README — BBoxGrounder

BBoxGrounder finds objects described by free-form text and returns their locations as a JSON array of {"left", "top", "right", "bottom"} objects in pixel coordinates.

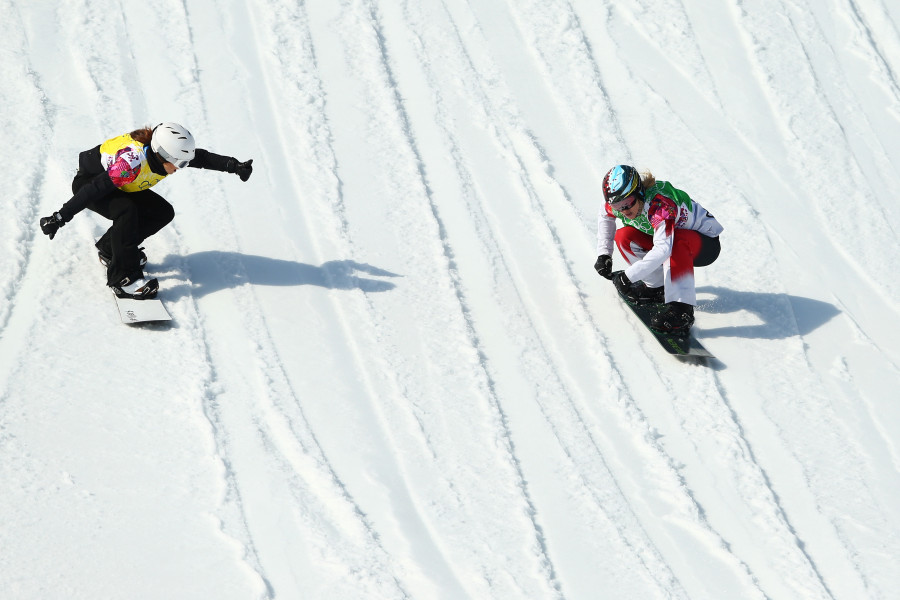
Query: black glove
[
  {"left": 227, "top": 158, "right": 253, "bottom": 182},
  {"left": 612, "top": 270, "right": 632, "bottom": 296},
  {"left": 594, "top": 255, "right": 613, "bottom": 279},
  {"left": 40, "top": 212, "right": 65, "bottom": 240}
]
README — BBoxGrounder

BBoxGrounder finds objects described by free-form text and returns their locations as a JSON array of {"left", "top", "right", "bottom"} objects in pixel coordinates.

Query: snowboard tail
[{"left": 113, "top": 292, "right": 172, "bottom": 324}]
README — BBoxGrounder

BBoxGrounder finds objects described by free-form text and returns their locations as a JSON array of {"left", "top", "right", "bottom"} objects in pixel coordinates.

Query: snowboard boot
[
  {"left": 650, "top": 302, "right": 694, "bottom": 334},
  {"left": 98, "top": 247, "right": 147, "bottom": 269},
  {"left": 628, "top": 281, "right": 665, "bottom": 305},
  {"left": 111, "top": 274, "right": 159, "bottom": 300}
]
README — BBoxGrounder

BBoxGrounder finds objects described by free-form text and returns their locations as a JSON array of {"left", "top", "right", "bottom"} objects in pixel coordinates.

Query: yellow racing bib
[{"left": 99, "top": 134, "right": 167, "bottom": 192}]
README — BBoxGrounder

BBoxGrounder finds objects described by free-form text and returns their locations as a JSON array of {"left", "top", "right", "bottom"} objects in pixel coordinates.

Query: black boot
[
  {"left": 650, "top": 302, "right": 694, "bottom": 334},
  {"left": 98, "top": 246, "right": 147, "bottom": 268},
  {"left": 629, "top": 281, "right": 665, "bottom": 304},
  {"left": 111, "top": 273, "right": 159, "bottom": 300}
]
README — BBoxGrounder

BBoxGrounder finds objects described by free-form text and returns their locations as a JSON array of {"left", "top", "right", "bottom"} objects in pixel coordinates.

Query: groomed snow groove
[{"left": 1, "top": 1, "right": 899, "bottom": 599}]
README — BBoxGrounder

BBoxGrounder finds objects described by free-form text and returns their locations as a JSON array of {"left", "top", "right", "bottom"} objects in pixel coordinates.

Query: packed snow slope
[{"left": 2, "top": 0, "right": 900, "bottom": 598}]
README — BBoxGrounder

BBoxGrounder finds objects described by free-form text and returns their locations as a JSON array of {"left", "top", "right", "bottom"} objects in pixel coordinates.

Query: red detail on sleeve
[{"left": 648, "top": 194, "right": 677, "bottom": 233}]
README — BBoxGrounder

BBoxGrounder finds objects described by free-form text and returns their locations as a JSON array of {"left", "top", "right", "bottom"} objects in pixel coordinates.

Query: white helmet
[{"left": 151, "top": 122, "right": 195, "bottom": 168}]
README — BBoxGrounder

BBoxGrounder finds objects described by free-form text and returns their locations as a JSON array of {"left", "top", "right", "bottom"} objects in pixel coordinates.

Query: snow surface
[{"left": 2, "top": 0, "right": 899, "bottom": 598}]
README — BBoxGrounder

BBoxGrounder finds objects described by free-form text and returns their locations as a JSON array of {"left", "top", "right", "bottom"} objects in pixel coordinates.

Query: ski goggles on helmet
[
  {"left": 156, "top": 146, "right": 191, "bottom": 169},
  {"left": 609, "top": 194, "right": 640, "bottom": 212}
]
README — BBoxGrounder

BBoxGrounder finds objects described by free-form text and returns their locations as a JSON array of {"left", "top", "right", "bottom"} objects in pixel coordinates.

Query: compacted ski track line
[
  {"left": 429, "top": 3, "right": 777, "bottom": 598},
  {"left": 0, "top": 3, "right": 62, "bottom": 392},
  {"left": 461, "top": 1, "right": 843, "bottom": 597},
  {"left": 180, "top": 3, "right": 415, "bottom": 597},
  {"left": 304, "top": 0, "right": 565, "bottom": 595},
  {"left": 372, "top": 0, "right": 763, "bottom": 597},
  {"left": 2, "top": 5, "right": 270, "bottom": 597}
]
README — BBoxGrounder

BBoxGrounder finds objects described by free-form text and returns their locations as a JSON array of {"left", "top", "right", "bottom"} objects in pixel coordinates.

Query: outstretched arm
[{"left": 189, "top": 149, "right": 253, "bottom": 181}]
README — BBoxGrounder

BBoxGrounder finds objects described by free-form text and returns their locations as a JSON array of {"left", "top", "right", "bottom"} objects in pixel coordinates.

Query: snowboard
[
  {"left": 96, "top": 240, "right": 171, "bottom": 324},
  {"left": 112, "top": 291, "right": 171, "bottom": 324},
  {"left": 615, "top": 288, "right": 713, "bottom": 359}
]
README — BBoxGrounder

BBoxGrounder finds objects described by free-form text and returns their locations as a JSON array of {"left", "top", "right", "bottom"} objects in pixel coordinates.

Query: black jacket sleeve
[
  {"left": 188, "top": 148, "right": 237, "bottom": 172},
  {"left": 58, "top": 147, "right": 118, "bottom": 222},
  {"left": 58, "top": 173, "right": 117, "bottom": 222}
]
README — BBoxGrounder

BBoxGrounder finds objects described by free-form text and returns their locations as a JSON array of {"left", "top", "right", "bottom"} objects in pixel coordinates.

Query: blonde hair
[{"left": 640, "top": 170, "right": 656, "bottom": 190}]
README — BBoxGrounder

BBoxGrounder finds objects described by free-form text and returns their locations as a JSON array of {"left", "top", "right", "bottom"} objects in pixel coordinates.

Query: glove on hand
[
  {"left": 612, "top": 270, "right": 632, "bottom": 296},
  {"left": 227, "top": 158, "right": 253, "bottom": 182},
  {"left": 40, "top": 212, "right": 65, "bottom": 240},
  {"left": 594, "top": 255, "right": 613, "bottom": 279}
]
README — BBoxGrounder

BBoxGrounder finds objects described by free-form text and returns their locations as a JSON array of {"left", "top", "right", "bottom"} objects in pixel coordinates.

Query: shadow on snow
[
  {"left": 696, "top": 285, "right": 839, "bottom": 340},
  {"left": 156, "top": 251, "right": 401, "bottom": 300}
]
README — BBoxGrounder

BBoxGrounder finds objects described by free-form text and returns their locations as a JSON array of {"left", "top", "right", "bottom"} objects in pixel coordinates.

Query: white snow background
[{"left": 2, "top": 0, "right": 899, "bottom": 599}]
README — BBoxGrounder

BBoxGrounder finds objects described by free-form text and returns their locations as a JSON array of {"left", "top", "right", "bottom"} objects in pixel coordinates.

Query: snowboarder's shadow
[
  {"left": 695, "top": 286, "right": 839, "bottom": 340},
  {"left": 157, "top": 251, "right": 400, "bottom": 300}
]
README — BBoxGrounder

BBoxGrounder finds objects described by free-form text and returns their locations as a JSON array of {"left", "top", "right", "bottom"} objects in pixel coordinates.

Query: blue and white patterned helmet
[{"left": 603, "top": 165, "right": 642, "bottom": 205}]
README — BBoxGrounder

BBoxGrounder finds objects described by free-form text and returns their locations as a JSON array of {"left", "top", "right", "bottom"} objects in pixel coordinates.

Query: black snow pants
[{"left": 72, "top": 175, "right": 174, "bottom": 286}]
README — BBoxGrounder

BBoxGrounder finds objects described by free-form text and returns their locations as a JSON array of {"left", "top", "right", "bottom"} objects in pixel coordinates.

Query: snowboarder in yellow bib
[{"left": 40, "top": 123, "right": 253, "bottom": 299}]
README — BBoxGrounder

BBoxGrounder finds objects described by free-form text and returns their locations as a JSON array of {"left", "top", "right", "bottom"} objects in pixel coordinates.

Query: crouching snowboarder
[
  {"left": 40, "top": 122, "right": 253, "bottom": 299},
  {"left": 594, "top": 165, "right": 723, "bottom": 334}
]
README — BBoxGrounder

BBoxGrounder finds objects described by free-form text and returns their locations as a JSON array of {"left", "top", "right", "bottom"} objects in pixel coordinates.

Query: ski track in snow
[{"left": 2, "top": 0, "right": 900, "bottom": 599}]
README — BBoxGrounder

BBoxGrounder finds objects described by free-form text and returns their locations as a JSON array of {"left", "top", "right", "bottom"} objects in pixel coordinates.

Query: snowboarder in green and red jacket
[{"left": 594, "top": 165, "right": 723, "bottom": 334}]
